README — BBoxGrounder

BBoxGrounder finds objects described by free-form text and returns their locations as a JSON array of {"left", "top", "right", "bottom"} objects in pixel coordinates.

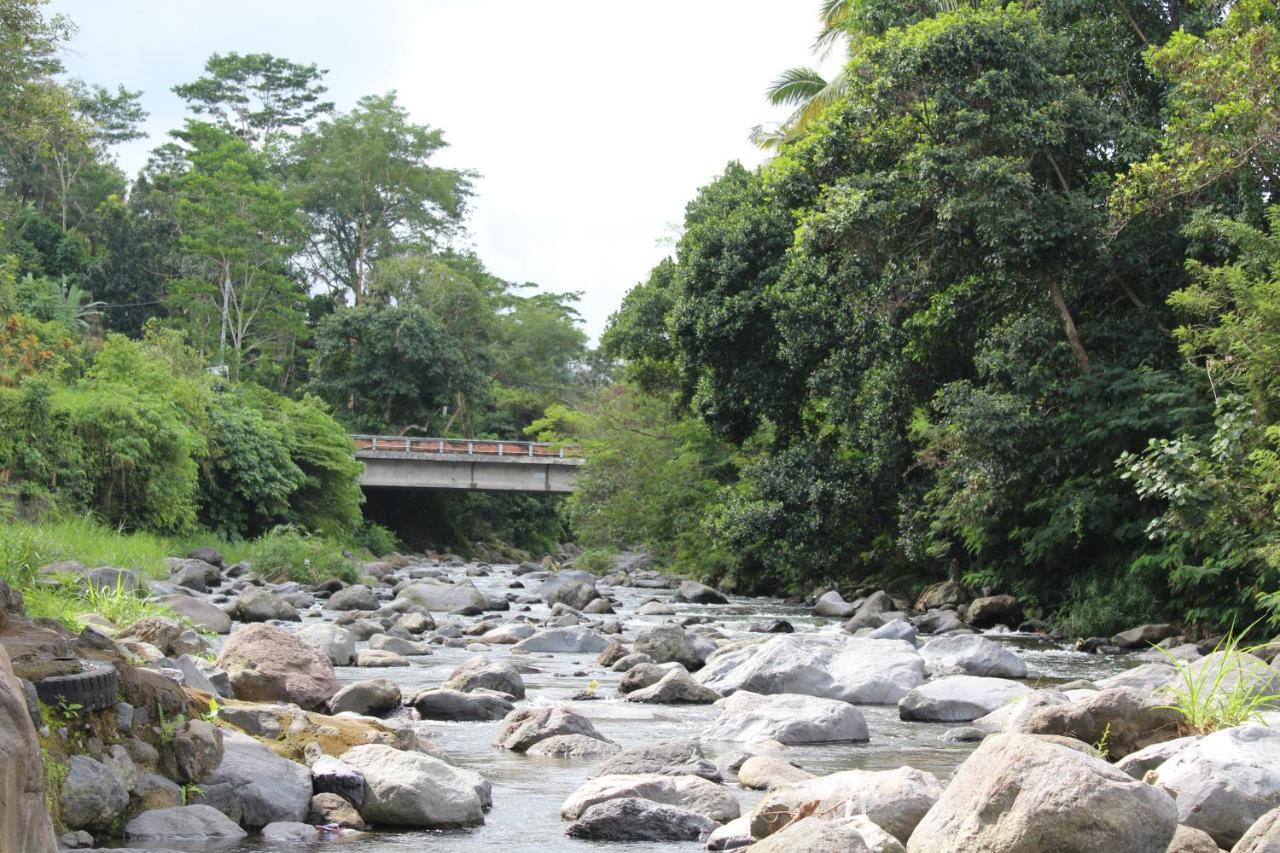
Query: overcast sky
[{"left": 51, "top": 0, "right": 837, "bottom": 339}]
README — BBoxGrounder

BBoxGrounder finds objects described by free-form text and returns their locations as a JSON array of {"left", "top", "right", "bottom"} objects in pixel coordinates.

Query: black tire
[{"left": 35, "top": 661, "right": 117, "bottom": 713}]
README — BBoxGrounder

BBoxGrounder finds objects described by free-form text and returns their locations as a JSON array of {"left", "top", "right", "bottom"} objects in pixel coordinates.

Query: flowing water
[{"left": 116, "top": 563, "right": 1140, "bottom": 852}]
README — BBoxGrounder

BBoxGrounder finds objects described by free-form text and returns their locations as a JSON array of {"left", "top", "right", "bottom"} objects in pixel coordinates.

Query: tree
[
  {"left": 309, "top": 304, "right": 485, "bottom": 433},
  {"left": 292, "top": 93, "right": 472, "bottom": 305},
  {"left": 168, "top": 122, "right": 305, "bottom": 382},
  {"left": 0, "top": 0, "right": 74, "bottom": 202},
  {"left": 41, "top": 82, "right": 145, "bottom": 231},
  {"left": 172, "top": 52, "right": 332, "bottom": 150}
]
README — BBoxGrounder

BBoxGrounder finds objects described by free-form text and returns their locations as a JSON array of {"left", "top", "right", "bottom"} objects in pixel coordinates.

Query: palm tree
[
  {"left": 753, "top": 0, "right": 976, "bottom": 148},
  {"left": 751, "top": 0, "right": 858, "bottom": 148}
]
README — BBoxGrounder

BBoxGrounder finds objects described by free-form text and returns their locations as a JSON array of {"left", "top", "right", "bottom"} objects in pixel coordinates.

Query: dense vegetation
[
  {"left": 538, "top": 0, "right": 1280, "bottom": 635},
  {"left": 0, "top": 0, "right": 586, "bottom": 557},
  {"left": 4, "top": 0, "right": 1280, "bottom": 638}
]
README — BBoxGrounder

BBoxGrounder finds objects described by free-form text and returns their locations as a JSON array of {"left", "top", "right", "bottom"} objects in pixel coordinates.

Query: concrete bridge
[{"left": 353, "top": 435, "right": 583, "bottom": 493}]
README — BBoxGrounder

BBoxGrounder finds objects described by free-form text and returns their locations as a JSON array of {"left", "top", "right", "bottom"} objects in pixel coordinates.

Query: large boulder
[
  {"left": 311, "top": 755, "right": 365, "bottom": 807},
  {"left": 898, "top": 675, "right": 1033, "bottom": 722},
  {"left": 228, "top": 585, "right": 298, "bottom": 622},
  {"left": 1111, "top": 624, "right": 1179, "bottom": 649},
  {"left": 907, "top": 732, "right": 1177, "bottom": 852},
  {"left": 539, "top": 571, "right": 599, "bottom": 610},
  {"left": 59, "top": 755, "right": 128, "bottom": 832},
  {"left": 1148, "top": 724, "right": 1280, "bottom": 848},
  {"left": 965, "top": 594, "right": 1023, "bottom": 628},
  {"left": 1234, "top": 805, "right": 1280, "bottom": 853},
  {"left": 915, "top": 580, "right": 967, "bottom": 612},
  {"left": 702, "top": 691, "right": 869, "bottom": 745},
  {"left": 561, "top": 773, "right": 740, "bottom": 822},
  {"left": 216, "top": 623, "right": 338, "bottom": 710},
  {"left": 341, "top": 744, "right": 485, "bottom": 827},
  {"left": 396, "top": 579, "right": 489, "bottom": 615},
  {"left": 1180, "top": 651, "right": 1280, "bottom": 702},
  {"left": 1016, "top": 686, "right": 1182, "bottom": 759},
  {"left": 635, "top": 623, "right": 712, "bottom": 670},
  {"left": 919, "top": 635, "right": 1027, "bottom": 678},
  {"left": 695, "top": 635, "right": 924, "bottom": 704},
  {"left": 324, "top": 584, "right": 378, "bottom": 611},
  {"left": 751, "top": 766, "right": 941, "bottom": 842},
  {"left": 0, "top": 644, "right": 57, "bottom": 852},
  {"left": 295, "top": 623, "right": 355, "bottom": 667},
  {"left": 123, "top": 804, "right": 246, "bottom": 841},
  {"left": 495, "top": 706, "right": 613, "bottom": 752},
  {"left": 566, "top": 796, "right": 719, "bottom": 842},
  {"left": 158, "top": 594, "right": 232, "bottom": 634},
  {"left": 676, "top": 579, "right": 729, "bottom": 605},
  {"left": 329, "top": 678, "right": 402, "bottom": 716},
  {"left": 625, "top": 669, "right": 721, "bottom": 704},
  {"left": 169, "top": 719, "right": 224, "bottom": 784},
  {"left": 195, "top": 731, "right": 311, "bottom": 828},
  {"left": 748, "top": 815, "right": 900, "bottom": 853},
  {"left": 1096, "top": 663, "right": 1177, "bottom": 692},
  {"left": 814, "top": 590, "right": 858, "bottom": 618},
  {"left": 513, "top": 626, "right": 609, "bottom": 653},
  {"left": 409, "top": 688, "right": 513, "bottom": 721},
  {"left": 736, "top": 755, "right": 815, "bottom": 790},
  {"left": 590, "top": 739, "right": 721, "bottom": 782},
  {"left": 443, "top": 656, "right": 525, "bottom": 699}
]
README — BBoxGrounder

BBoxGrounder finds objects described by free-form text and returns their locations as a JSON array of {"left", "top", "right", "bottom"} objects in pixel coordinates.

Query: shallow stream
[{"left": 114, "top": 563, "right": 1140, "bottom": 852}]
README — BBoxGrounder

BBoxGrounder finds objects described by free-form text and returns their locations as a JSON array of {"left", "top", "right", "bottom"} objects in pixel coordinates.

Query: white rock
[
  {"left": 695, "top": 635, "right": 924, "bottom": 704},
  {"left": 898, "top": 675, "right": 1033, "bottom": 722},
  {"left": 919, "top": 635, "right": 1027, "bottom": 678},
  {"left": 702, "top": 691, "right": 868, "bottom": 745},
  {"left": 1149, "top": 724, "right": 1280, "bottom": 848},
  {"left": 908, "top": 732, "right": 1177, "bottom": 852},
  {"left": 561, "top": 773, "right": 740, "bottom": 822},
  {"left": 750, "top": 766, "right": 941, "bottom": 842},
  {"left": 340, "top": 744, "right": 485, "bottom": 827}
]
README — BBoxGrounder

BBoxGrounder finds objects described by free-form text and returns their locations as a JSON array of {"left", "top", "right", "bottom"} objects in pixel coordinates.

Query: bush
[
  {"left": 243, "top": 527, "right": 358, "bottom": 585},
  {"left": 351, "top": 522, "right": 400, "bottom": 558}
]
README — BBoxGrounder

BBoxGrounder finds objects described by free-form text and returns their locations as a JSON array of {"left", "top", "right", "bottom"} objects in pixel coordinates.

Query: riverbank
[{"left": 1, "top": 541, "right": 1278, "bottom": 852}]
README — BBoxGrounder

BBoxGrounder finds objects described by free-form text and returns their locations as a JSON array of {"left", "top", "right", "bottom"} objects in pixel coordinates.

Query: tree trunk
[
  {"left": 218, "top": 262, "right": 231, "bottom": 370},
  {"left": 1048, "top": 280, "right": 1090, "bottom": 373}
]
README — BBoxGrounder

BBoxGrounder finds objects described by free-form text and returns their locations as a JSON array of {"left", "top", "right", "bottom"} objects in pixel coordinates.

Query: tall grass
[
  {"left": 1156, "top": 626, "right": 1280, "bottom": 734},
  {"left": 0, "top": 516, "right": 239, "bottom": 586},
  {"left": 240, "top": 526, "right": 358, "bottom": 585}
]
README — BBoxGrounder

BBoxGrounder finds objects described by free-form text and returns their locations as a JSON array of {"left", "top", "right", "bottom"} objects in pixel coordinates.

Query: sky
[{"left": 50, "top": 0, "right": 838, "bottom": 340}]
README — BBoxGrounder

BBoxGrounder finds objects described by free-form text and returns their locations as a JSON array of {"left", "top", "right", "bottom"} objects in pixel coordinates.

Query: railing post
[
  {"left": 559, "top": 446, "right": 564, "bottom": 458},
  {"left": 438, "top": 439, "right": 444, "bottom": 453},
  {"left": 467, "top": 440, "right": 474, "bottom": 455},
  {"left": 371, "top": 436, "right": 378, "bottom": 451},
  {"left": 498, "top": 442, "right": 504, "bottom": 456}
]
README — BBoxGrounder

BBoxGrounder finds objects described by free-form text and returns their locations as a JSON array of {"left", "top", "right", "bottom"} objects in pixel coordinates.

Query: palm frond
[{"left": 766, "top": 67, "right": 829, "bottom": 107}]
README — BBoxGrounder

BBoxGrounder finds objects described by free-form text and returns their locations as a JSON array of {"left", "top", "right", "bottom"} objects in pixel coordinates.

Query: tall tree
[
  {"left": 172, "top": 52, "right": 332, "bottom": 150},
  {"left": 168, "top": 122, "right": 305, "bottom": 382},
  {"left": 291, "top": 93, "right": 472, "bottom": 305}
]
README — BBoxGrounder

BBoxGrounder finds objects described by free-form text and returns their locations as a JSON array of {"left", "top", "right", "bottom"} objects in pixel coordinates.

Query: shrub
[
  {"left": 351, "top": 522, "right": 400, "bottom": 558},
  {"left": 243, "top": 526, "right": 357, "bottom": 585}
]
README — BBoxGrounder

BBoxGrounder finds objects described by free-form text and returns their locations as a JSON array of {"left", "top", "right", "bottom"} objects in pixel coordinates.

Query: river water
[{"left": 128, "top": 563, "right": 1140, "bottom": 852}]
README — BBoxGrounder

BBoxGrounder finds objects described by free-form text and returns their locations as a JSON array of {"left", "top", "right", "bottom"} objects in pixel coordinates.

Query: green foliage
[
  {"left": 309, "top": 303, "right": 485, "bottom": 433},
  {"left": 351, "top": 522, "right": 399, "bottom": 557},
  {"left": 1156, "top": 627, "right": 1280, "bottom": 734},
  {"left": 242, "top": 526, "right": 357, "bottom": 585},
  {"left": 531, "top": 386, "right": 739, "bottom": 582}
]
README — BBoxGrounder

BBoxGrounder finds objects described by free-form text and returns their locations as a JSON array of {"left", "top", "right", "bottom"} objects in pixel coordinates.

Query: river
[{"left": 168, "top": 561, "right": 1140, "bottom": 852}]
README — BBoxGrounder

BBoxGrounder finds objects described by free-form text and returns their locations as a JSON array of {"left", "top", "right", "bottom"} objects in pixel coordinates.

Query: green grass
[
  {"left": 1156, "top": 625, "right": 1280, "bottom": 734},
  {"left": 0, "top": 516, "right": 367, "bottom": 629},
  {"left": 238, "top": 526, "right": 359, "bottom": 585}
]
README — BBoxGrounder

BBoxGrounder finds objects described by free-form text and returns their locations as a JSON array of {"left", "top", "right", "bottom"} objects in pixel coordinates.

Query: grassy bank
[{"left": 0, "top": 516, "right": 387, "bottom": 630}]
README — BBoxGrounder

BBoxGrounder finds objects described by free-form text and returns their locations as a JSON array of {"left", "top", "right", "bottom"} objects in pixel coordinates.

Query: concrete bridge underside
[{"left": 356, "top": 449, "right": 581, "bottom": 493}]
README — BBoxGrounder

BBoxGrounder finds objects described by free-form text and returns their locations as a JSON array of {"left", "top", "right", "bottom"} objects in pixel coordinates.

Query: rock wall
[{"left": 0, "top": 643, "right": 57, "bottom": 853}]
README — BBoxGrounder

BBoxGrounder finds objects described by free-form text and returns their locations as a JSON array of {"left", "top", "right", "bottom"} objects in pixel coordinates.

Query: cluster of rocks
[{"left": 3, "top": 541, "right": 1280, "bottom": 852}]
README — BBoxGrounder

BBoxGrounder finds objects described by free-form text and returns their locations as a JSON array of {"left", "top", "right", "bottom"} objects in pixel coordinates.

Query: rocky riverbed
[{"left": 3, "top": 550, "right": 1280, "bottom": 852}]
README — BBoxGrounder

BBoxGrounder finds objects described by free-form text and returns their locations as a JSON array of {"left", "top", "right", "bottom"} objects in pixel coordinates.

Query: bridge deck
[{"left": 352, "top": 435, "right": 583, "bottom": 493}]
